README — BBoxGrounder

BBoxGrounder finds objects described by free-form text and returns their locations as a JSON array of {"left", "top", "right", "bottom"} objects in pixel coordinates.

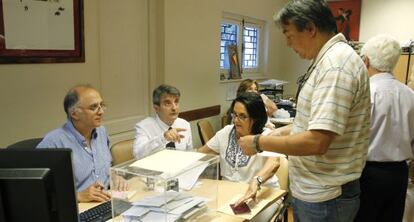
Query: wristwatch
[
  {"left": 252, "top": 134, "right": 263, "bottom": 153},
  {"left": 253, "top": 176, "right": 263, "bottom": 190}
]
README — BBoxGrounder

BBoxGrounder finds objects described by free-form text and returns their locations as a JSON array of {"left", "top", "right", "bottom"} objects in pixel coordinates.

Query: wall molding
[{"left": 179, "top": 105, "right": 220, "bottom": 122}]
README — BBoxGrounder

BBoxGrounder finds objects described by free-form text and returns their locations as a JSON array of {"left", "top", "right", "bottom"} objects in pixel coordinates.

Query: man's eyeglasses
[
  {"left": 78, "top": 102, "right": 107, "bottom": 113},
  {"left": 231, "top": 112, "right": 249, "bottom": 122}
]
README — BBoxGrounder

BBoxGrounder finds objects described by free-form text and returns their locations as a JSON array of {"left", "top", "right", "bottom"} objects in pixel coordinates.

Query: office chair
[
  {"left": 7, "top": 138, "right": 43, "bottom": 150},
  {"left": 221, "top": 114, "right": 231, "bottom": 128},
  {"left": 110, "top": 139, "right": 135, "bottom": 165},
  {"left": 197, "top": 120, "right": 215, "bottom": 145}
]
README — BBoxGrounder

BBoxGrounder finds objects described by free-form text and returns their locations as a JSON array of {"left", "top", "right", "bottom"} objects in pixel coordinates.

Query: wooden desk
[{"left": 79, "top": 179, "right": 286, "bottom": 221}]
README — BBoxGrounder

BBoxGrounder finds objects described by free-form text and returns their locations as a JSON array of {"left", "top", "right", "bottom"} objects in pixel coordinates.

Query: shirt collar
[
  {"left": 64, "top": 119, "right": 98, "bottom": 146},
  {"left": 155, "top": 114, "right": 176, "bottom": 130},
  {"left": 313, "top": 33, "right": 347, "bottom": 65},
  {"left": 370, "top": 72, "right": 394, "bottom": 83}
]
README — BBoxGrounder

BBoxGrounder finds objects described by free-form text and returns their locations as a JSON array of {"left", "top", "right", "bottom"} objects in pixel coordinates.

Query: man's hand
[
  {"left": 233, "top": 181, "right": 259, "bottom": 207},
  {"left": 238, "top": 135, "right": 257, "bottom": 156},
  {"left": 164, "top": 128, "right": 186, "bottom": 143},
  {"left": 111, "top": 174, "right": 129, "bottom": 191},
  {"left": 77, "top": 182, "right": 111, "bottom": 202}
]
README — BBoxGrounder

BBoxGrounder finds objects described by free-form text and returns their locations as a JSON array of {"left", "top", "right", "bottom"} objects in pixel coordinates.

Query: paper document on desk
[
  {"left": 133, "top": 190, "right": 183, "bottom": 207},
  {"left": 129, "top": 150, "right": 206, "bottom": 174},
  {"left": 257, "top": 151, "right": 286, "bottom": 158},
  {"left": 140, "top": 211, "right": 180, "bottom": 222},
  {"left": 259, "top": 79, "right": 288, "bottom": 86},
  {"left": 123, "top": 191, "right": 208, "bottom": 221},
  {"left": 177, "top": 161, "right": 208, "bottom": 190},
  {"left": 110, "top": 190, "right": 137, "bottom": 200},
  {"left": 270, "top": 117, "right": 294, "bottom": 125}
]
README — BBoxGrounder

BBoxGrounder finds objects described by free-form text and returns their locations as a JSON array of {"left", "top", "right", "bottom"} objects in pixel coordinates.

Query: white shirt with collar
[
  {"left": 133, "top": 115, "right": 193, "bottom": 159},
  {"left": 368, "top": 72, "right": 414, "bottom": 162}
]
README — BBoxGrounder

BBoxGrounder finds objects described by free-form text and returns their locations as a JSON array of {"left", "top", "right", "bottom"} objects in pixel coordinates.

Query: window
[{"left": 220, "top": 13, "right": 264, "bottom": 75}]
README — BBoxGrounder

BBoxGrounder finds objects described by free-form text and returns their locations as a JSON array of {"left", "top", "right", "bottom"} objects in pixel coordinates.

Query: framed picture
[
  {"left": 327, "top": 0, "right": 361, "bottom": 41},
  {"left": 0, "top": 0, "right": 84, "bottom": 64},
  {"left": 227, "top": 44, "right": 241, "bottom": 79}
]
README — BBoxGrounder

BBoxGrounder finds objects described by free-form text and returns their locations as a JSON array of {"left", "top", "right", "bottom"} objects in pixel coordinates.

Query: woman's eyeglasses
[{"left": 231, "top": 112, "right": 249, "bottom": 122}]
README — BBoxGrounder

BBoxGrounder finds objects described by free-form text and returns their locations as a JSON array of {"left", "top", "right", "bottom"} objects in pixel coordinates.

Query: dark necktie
[{"left": 166, "top": 127, "right": 175, "bottom": 149}]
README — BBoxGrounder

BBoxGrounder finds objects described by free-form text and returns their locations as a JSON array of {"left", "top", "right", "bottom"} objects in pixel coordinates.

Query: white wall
[
  {"left": 360, "top": 0, "right": 414, "bottom": 42},
  {"left": 162, "top": 0, "right": 287, "bottom": 147},
  {"left": 0, "top": 0, "right": 151, "bottom": 147},
  {"left": 1, "top": 0, "right": 413, "bottom": 148}
]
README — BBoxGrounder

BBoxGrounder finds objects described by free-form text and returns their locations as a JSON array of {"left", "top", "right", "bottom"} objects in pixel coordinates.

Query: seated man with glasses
[
  {"left": 133, "top": 84, "right": 193, "bottom": 159},
  {"left": 198, "top": 92, "right": 281, "bottom": 204},
  {"left": 37, "top": 84, "right": 127, "bottom": 202}
]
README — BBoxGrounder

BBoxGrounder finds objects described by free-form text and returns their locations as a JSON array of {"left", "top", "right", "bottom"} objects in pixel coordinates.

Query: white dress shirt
[
  {"left": 133, "top": 115, "right": 193, "bottom": 159},
  {"left": 368, "top": 73, "right": 414, "bottom": 161}
]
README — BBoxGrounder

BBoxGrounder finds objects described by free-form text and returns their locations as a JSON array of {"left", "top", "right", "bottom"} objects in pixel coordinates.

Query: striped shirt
[
  {"left": 37, "top": 120, "right": 112, "bottom": 192},
  {"left": 290, "top": 34, "right": 371, "bottom": 202}
]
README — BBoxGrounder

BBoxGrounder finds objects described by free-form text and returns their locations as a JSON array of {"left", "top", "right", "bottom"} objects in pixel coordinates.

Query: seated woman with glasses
[
  {"left": 225, "top": 79, "right": 278, "bottom": 128},
  {"left": 198, "top": 92, "right": 281, "bottom": 202}
]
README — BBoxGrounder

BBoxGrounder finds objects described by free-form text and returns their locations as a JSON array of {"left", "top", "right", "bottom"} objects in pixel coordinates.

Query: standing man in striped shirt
[
  {"left": 37, "top": 84, "right": 128, "bottom": 202},
  {"left": 238, "top": 0, "right": 370, "bottom": 221},
  {"left": 355, "top": 34, "right": 414, "bottom": 222}
]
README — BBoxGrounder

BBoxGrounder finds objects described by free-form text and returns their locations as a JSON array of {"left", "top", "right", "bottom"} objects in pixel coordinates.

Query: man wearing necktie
[{"left": 133, "top": 84, "right": 193, "bottom": 158}]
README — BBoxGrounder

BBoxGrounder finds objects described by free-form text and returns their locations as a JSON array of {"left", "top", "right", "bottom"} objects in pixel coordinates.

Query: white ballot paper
[{"left": 130, "top": 150, "right": 206, "bottom": 175}]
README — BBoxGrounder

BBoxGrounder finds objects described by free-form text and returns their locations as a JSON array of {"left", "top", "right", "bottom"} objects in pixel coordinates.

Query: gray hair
[
  {"left": 274, "top": 0, "right": 337, "bottom": 34},
  {"left": 63, "top": 84, "right": 95, "bottom": 119},
  {"left": 152, "top": 84, "right": 181, "bottom": 105},
  {"left": 360, "top": 34, "right": 401, "bottom": 73}
]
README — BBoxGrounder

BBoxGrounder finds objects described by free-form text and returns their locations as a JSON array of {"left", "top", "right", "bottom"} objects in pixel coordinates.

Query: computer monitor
[{"left": 0, "top": 149, "right": 79, "bottom": 222}]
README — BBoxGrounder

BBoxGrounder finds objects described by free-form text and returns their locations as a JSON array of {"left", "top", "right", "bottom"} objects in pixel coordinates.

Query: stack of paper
[
  {"left": 120, "top": 191, "right": 208, "bottom": 222},
  {"left": 129, "top": 150, "right": 206, "bottom": 176},
  {"left": 258, "top": 79, "right": 288, "bottom": 86}
]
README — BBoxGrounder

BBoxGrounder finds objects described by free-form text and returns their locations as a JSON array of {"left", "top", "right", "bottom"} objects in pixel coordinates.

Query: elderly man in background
[{"left": 355, "top": 34, "right": 414, "bottom": 222}]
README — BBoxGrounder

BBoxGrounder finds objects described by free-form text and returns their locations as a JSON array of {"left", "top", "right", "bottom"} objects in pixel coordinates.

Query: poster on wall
[
  {"left": 327, "top": 0, "right": 361, "bottom": 42},
  {"left": 0, "top": 0, "right": 84, "bottom": 63},
  {"left": 227, "top": 44, "right": 241, "bottom": 79}
]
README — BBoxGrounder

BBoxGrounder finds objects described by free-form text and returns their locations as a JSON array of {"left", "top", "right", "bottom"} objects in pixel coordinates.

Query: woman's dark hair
[
  {"left": 275, "top": 0, "right": 337, "bottom": 34},
  {"left": 231, "top": 92, "right": 267, "bottom": 135}
]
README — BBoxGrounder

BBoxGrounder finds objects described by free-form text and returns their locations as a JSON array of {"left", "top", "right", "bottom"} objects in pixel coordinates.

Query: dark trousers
[{"left": 355, "top": 161, "right": 408, "bottom": 222}]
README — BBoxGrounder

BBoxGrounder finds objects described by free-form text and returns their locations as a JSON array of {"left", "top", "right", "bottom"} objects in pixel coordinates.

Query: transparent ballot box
[{"left": 109, "top": 149, "right": 219, "bottom": 221}]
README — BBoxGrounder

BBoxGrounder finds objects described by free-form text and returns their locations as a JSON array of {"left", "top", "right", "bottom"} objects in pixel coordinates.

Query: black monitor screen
[{"left": 0, "top": 149, "right": 78, "bottom": 222}]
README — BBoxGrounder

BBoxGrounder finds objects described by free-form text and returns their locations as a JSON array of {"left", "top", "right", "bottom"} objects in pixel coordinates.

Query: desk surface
[{"left": 79, "top": 179, "right": 286, "bottom": 222}]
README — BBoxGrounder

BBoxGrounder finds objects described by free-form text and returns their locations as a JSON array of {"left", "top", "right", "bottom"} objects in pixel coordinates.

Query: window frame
[{"left": 220, "top": 13, "right": 265, "bottom": 77}]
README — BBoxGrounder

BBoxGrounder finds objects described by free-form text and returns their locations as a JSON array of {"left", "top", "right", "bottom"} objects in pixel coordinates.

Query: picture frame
[
  {"left": 0, "top": 0, "right": 84, "bottom": 64},
  {"left": 227, "top": 44, "right": 241, "bottom": 79},
  {"left": 327, "top": 0, "right": 361, "bottom": 41}
]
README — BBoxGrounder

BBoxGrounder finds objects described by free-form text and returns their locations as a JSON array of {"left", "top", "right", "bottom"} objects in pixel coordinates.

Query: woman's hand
[{"left": 233, "top": 181, "right": 259, "bottom": 207}]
